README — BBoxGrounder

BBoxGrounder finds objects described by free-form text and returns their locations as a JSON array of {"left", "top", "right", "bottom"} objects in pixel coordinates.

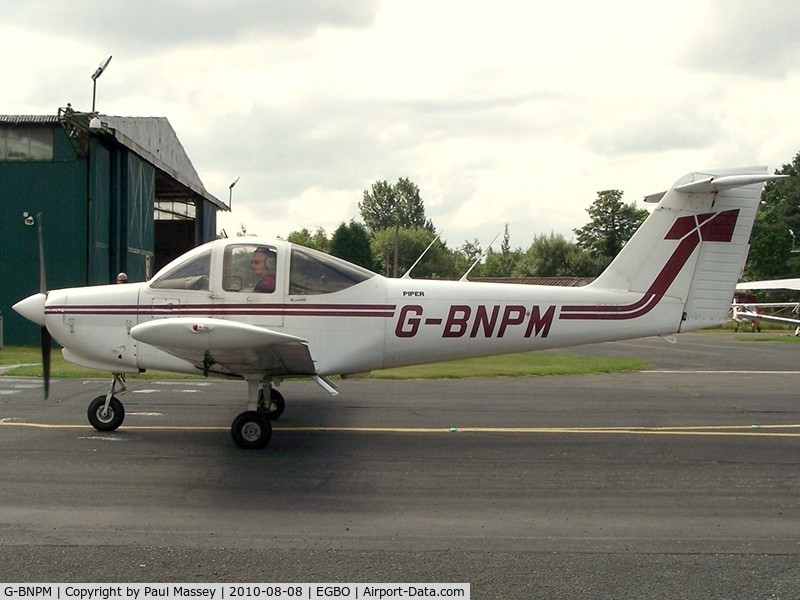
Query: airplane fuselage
[{"left": 39, "top": 266, "right": 683, "bottom": 378}]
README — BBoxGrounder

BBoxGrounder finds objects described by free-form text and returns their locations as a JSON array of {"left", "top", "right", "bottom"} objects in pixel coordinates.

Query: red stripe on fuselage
[{"left": 45, "top": 303, "right": 397, "bottom": 318}]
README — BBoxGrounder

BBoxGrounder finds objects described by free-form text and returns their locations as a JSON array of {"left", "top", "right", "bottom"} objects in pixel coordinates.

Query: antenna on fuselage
[
  {"left": 459, "top": 231, "right": 501, "bottom": 282},
  {"left": 401, "top": 236, "right": 440, "bottom": 280}
]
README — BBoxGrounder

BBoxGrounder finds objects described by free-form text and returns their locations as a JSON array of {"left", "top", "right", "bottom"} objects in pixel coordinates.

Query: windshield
[
  {"left": 289, "top": 246, "right": 375, "bottom": 295},
  {"left": 149, "top": 250, "right": 211, "bottom": 290}
]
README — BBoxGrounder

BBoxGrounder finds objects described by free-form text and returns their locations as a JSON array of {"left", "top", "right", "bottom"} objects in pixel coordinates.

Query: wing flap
[{"left": 130, "top": 318, "right": 316, "bottom": 377}]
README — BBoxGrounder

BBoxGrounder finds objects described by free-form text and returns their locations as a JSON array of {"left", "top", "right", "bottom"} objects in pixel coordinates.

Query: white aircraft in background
[
  {"left": 733, "top": 278, "right": 800, "bottom": 334},
  {"left": 13, "top": 166, "right": 784, "bottom": 449}
]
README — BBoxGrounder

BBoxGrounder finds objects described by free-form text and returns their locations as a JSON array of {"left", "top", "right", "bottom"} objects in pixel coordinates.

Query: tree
[
  {"left": 370, "top": 227, "right": 455, "bottom": 278},
  {"left": 286, "top": 227, "right": 330, "bottom": 252},
  {"left": 451, "top": 239, "right": 483, "bottom": 277},
  {"left": 330, "top": 220, "right": 375, "bottom": 270},
  {"left": 516, "top": 232, "right": 602, "bottom": 277},
  {"left": 573, "top": 190, "right": 648, "bottom": 270},
  {"left": 744, "top": 152, "right": 800, "bottom": 283},
  {"left": 359, "top": 177, "right": 434, "bottom": 276},
  {"left": 481, "top": 225, "right": 519, "bottom": 277},
  {"left": 359, "top": 178, "right": 431, "bottom": 232}
]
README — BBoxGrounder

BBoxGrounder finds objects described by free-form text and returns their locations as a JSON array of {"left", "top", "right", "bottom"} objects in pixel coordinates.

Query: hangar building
[{"left": 1, "top": 107, "right": 227, "bottom": 345}]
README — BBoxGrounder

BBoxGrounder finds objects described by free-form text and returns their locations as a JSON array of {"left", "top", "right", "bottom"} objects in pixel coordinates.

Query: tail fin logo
[
  {"left": 665, "top": 210, "right": 739, "bottom": 243},
  {"left": 561, "top": 209, "right": 740, "bottom": 321}
]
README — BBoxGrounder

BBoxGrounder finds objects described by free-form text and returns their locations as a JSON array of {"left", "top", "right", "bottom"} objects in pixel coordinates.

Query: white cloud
[{"left": 3, "top": 0, "right": 799, "bottom": 251}]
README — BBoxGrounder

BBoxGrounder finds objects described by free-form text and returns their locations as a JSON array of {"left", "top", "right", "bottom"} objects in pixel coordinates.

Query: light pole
[
  {"left": 228, "top": 176, "right": 240, "bottom": 209},
  {"left": 91, "top": 55, "right": 112, "bottom": 112}
]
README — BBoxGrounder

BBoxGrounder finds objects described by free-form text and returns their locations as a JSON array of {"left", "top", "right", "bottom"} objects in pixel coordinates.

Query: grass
[
  {"left": 0, "top": 345, "right": 649, "bottom": 380},
  {"left": 0, "top": 346, "right": 202, "bottom": 379},
  {"left": 734, "top": 334, "right": 800, "bottom": 343},
  {"left": 370, "top": 353, "right": 648, "bottom": 379}
]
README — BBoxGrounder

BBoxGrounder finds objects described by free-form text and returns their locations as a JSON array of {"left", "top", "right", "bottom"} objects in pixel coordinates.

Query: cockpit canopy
[
  {"left": 148, "top": 240, "right": 376, "bottom": 295},
  {"left": 288, "top": 245, "right": 375, "bottom": 295},
  {"left": 150, "top": 249, "right": 211, "bottom": 290}
]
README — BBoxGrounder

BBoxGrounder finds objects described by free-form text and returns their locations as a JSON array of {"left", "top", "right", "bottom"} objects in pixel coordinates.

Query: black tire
[
  {"left": 258, "top": 387, "right": 286, "bottom": 420},
  {"left": 87, "top": 395, "right": 125, "bottom": 431},
  {"left": 231, "top": 410, "right": 272, "bottom": 449}
]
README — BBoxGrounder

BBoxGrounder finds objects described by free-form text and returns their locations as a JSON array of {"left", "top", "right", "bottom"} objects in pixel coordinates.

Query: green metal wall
[
  {"left": 121, "top": 151, "right": 155, "bottom": 282},
  {"left": 2, "top": 124, "right": 216, "bottom": 345},
  {"left": 196, "top": 198, "right": 217, "bottom": 246},
  {"left": 0, "top": 130, "right": 88, "bottom": 345}
]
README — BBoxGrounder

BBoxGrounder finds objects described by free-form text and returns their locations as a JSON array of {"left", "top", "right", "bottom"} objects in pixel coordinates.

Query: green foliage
[
  {"left": 517, "top": 232, "right": 602, "bottom": 277},
  {"left": 358, "top": 177, "right": 432, "bottom": 232},
  {"left": 330, "top": 221, "right": 375, "bottom": 270},
  {"left": 286, "top": 227, "right": 330, "bottom": 252},
  {"left": 573, "top": 190, "right": 648, "bottom": 270},
  {"left": 370, "top": 227, "right": 457, "bottom": 278},
  {"left": 744, "top": 153, "right": 800, "bottom": 282},
  {"left": 359, "top": 177, "right": 435, "bottom": 276},
  {"left": 451, "top": 239, "right": 483, "bottom": 276},
  {"left": 481, "top": 225, "right": 521, "bottom": 277}
]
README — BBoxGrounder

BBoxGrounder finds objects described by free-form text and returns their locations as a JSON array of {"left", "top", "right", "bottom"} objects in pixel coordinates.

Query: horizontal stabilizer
[
  {"left": 644, "top": 172, "right": 786, "bottom": 202},
  {"left": 675, "top": 173, "right": 786, "bottom": 194}
]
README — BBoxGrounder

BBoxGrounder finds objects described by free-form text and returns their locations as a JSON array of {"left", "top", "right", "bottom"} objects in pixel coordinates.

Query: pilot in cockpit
[{"left": 251, "top": 247, "right": 276, "bottom": 293}]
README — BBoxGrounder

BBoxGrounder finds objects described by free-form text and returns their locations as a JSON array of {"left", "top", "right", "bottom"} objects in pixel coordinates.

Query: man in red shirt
[{"left": 251, "top": 247, "right": 276, "bottom": 293}]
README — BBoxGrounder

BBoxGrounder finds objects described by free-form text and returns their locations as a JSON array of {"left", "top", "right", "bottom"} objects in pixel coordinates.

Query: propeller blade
[
  {"left": 41, "top": 326, "right": 51, "bottom": 400},
  {"left": 37, "top": 213, "right": 51, "bottom": 399},
  {"left": 37, "top": 213, "right": 47, "bottom": 293}
]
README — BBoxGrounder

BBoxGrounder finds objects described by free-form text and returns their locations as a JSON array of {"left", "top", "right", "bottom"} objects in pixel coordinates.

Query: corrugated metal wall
[
  {"left": 123, "top": 151, "right": 155, "bottom": 281},
  {"left": 2, "top": 123, "right": 218, "bottom": 345},
  {"left": 88, "top": 138, "right": 112, "bottom": 284},
  {"left": 0, "top": 155, "right": 88, "bottom": 345}
]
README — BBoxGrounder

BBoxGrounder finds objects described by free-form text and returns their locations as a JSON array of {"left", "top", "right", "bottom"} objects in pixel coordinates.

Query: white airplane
[
  {"left": 13, "top": 166, "right": 785, "bottom": 449},
  {"left": 733, "top": 278, "right": 800, "bottom": 334}
]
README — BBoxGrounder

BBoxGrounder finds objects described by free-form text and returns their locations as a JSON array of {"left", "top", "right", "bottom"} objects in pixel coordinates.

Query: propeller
[{"left": 37, "top": 213, "right": 51, "bottom": 400}]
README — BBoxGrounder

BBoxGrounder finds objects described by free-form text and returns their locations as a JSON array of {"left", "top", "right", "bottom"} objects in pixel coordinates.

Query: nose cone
[{"left": 13, "top": 292, "right": 47, "bottom": 326}]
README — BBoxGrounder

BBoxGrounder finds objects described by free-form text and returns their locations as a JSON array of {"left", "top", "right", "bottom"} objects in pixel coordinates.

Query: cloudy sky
[{"left": 2, "top": 0, "right": 799, "bottom": 250}]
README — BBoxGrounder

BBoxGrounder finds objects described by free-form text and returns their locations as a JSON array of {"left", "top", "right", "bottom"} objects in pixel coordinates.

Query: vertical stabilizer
[{"left": 589, "top": 167, "right": 784, "bottom": 332}]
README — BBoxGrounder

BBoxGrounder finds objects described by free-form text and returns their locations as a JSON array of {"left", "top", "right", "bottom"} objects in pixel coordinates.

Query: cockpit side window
[
  {"left": 289, "top": 246, "right": 375, "bottom": 295},
  {"left": 149, "top": 250, "right": 211, "bottom": 290},
  {"left": 222, "top": 244, "right": 278, "bottom": 293}
]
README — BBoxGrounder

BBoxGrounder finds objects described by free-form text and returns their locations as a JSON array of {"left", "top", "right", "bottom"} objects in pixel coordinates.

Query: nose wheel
[
  {"left": 87, "top": 395, "right": 125, "bottom": 431},
  {"left": 87, "top": 373, "right": 127, "bottom": 431}
]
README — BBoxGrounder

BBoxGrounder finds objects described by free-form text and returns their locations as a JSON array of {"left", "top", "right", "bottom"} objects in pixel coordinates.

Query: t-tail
[{"left": 581, "top": 166, "right": 785, "bottom": 332}]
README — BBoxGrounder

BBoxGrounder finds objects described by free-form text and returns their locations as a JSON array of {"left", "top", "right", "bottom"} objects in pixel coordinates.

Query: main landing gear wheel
[
  {"left": 87, "top": 395, "right": 125, "bottom": 431},
  {"left": 231, "top": 410, "right": 272, "bottom": 449},
  {"left": 258, "top": 387, "right": 285, "bottom": 420}
]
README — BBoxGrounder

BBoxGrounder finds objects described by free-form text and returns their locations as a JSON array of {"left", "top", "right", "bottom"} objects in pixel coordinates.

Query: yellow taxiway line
[{"left": 1, "top": 420, "right": 800, "bottom": 438}]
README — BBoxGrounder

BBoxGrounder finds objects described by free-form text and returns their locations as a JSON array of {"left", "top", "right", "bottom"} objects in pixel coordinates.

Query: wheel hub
[{"left": 241, "top": 421, "right": 262, "bottom": 442}]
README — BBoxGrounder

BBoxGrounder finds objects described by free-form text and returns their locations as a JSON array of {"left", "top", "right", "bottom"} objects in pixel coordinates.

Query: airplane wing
[
  {"left": 734, "top": 310, "right": 800, "bottom": 328},
  {"left": 736, "top": 278, "right": 800, "bottom": 291},
  {"left": 130, "top": 318, "right": 317, "bottom": 377}
]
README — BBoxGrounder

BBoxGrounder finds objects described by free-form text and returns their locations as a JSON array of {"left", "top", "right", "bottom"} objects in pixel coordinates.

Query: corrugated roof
[
  {"left": 0, "top": 112, "right": 226, "bottom": 210},
  {"left": 101, "top": 116, "right": 224, "bottom": 209},
  {"left": 0, "top": 115, "right": 60, "bottom": 125}
]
